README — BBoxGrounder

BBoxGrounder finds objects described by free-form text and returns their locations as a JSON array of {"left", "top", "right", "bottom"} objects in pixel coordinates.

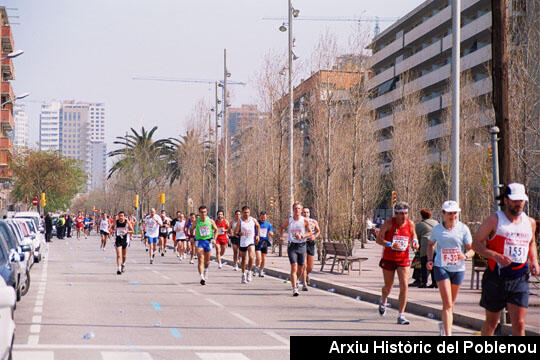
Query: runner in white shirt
[
  {"left": 235, "top": 206, "right": 261, "bottom": 284},
  {"left": 98, "top": 213, "right": 111, "bottom": 251},
  {"left": 144, "top": 208, "right": 163, "bottom": 264},
  {"left": 173, "top": 212, "right": 187, "bottom": 261}
]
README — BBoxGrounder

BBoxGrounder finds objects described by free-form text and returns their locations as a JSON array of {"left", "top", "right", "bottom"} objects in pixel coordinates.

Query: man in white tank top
[
  {"left": 473, "top": 183, "right": 538, "bottom": 336},
  {"left": 234, "top": 206, "right": 261, "bottom": 284},
  {"left": 280, "top": 202, "right": 313, "bottom": 296}
]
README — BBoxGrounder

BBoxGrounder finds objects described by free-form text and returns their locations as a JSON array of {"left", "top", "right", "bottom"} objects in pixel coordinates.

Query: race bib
[
  {"left": 116, "top": 228, "right": 126, "bottom": 236},
  {"left": 199, "top": 226, "right": 211, "bottom": 237},
  {"left": 441, "top": 248, "right": 460, "bottom": 267},
  {"left": 260, "top": 228, "right": 268, "bottom": 238},
  {"left": 218, "top": 227, "right": 225, "bottom": 235},
  {"left": 504, "top": 238, "right": 529, "bottom": 264},
  {"left": 392, "top": 235, "right": 409, "bottom": 251}
]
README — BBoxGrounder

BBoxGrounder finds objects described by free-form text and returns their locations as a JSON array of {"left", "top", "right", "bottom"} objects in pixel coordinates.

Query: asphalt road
[{"left": 12, "top": 234, "right": 474, "bottom": 360}]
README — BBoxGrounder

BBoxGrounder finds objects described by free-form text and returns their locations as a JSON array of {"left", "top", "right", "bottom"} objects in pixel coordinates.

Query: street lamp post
[
  {"left": 451, "top": 0, "right": 461, "bottom": 204},
  {"left": 214, "top": 81, "right": 221, "bottom": 218},
  {"left": 1, "top": 92, "right": 30, "bottom": 108},
  {"left": 0, "top": 49, "right": 23, "bottom": 62}
]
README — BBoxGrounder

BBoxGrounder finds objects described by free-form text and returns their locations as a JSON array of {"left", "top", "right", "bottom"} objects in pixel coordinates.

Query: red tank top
[
  {"left": 383, "top": 218, "right": 413, "bottom": 262},
  {"left": 215, "top": 219, "right": 229, "bottom": 241}
]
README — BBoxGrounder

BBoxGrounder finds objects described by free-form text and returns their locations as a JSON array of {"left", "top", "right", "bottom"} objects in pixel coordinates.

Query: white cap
[
  {"left": 507, "top": 183, "right": 528, "bottom": 201},
  {"left": 442, "top": 200, "right": 461, "bottom": 212}
]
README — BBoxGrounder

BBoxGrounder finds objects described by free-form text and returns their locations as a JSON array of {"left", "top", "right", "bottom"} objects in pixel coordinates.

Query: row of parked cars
[{"left": 0, "top": 211, "right": 46, "bottom": 360}]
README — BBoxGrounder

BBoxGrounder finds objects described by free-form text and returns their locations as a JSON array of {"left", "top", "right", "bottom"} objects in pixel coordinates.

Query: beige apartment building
[{"left": 367, "top": 0, "right": 493, "bottom": 163}]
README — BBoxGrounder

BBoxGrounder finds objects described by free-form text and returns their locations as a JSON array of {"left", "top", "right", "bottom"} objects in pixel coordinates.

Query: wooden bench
[
  {"left": 470, "top": 254, "right": 487, "bottom": 289},
  {"left": 320, "top": 241, "right": 368, "bottom": 275}
]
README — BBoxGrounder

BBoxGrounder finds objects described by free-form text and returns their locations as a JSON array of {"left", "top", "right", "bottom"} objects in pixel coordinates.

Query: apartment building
[
  {"left": 13, "top": 103, "right": 29, "bottom": 149},
  {"left": 367, "top": 0, "right": 493, "bottom": 163}
]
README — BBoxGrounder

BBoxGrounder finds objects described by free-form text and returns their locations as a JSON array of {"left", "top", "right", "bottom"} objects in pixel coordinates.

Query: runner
[
  {"left": 376, "top": 201, "right": 419, "bottom": 324},
  {"left": 187, "top": 213, "right": 197, "bottom": 264},
  {"left": 214, "top": 210, "right": 229, "bottom": 269},
  {"left": 128, "top": 213, "right": 136, "bottom": 247},
  {"left": 83, "top": 214, "right": 91, "bottom": 239},
  {"left": 142, "top": 213, "right": 149, "bottom": 251},
  {"left": 111, "top": 211, "right": 134, "bottom": 275},
  {"left": 472, "top": 183, "right": 539, "bottom": 336},
  {"left": 173, "top": 212, "right": 187, "bottom": 261},
  {"left": 75, "top": 211, "right": 84, "bottom": 239},
  {"left": 144, "top": 208, "right": 163, "bottom": 264},
  {"left": 427, "top": 201, "right": 474, "bottom": 335},
  {"left": 235, "top": 206, "right": 260, "bottom": 284},
  {"left": 280, "top": 202, "right": 313, "bottom": 296},
  {"left": 255, "top": 211, "right": 274, "bottom": 277},
  {"left": 300, "top": 207, "right": 321, "bottom": 290},
  {"left": 98, "top": 213, "right": 111, "bottom": 251},
  {"left": 192, "top": 205, "right": 218, "bottom": 285},
  {"left": 229, "top": 210, "right": 242, "bottom": 271},
  {"left": 159, "top": 210, "right": 171, "bottom": 256}
]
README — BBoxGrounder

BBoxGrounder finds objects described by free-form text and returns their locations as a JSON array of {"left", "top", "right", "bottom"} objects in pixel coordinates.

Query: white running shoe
[
  {"left": 218, "top": 263, "right": 223, "bottom": 269},
  {"left": 233, "top": 264, "right": 239, "bottom": 271},
  {"left": 247, "top": 271, "right": 253, "bottom": 282},
  {"left": 241, "top": 273, "right": 247, "bottom": 284},
  {"left": 293, "top": 287, "right": 299, "bottom": 297},
  {"left": 190, "top": 259, "right": 194, "bottom": 264},
  {"left": 259, "top": 270, "right": 265, "bottom": 277}
]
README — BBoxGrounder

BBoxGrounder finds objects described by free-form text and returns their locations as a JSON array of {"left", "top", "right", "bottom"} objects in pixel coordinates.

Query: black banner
[{"left": 291, "top": 336, "right": 538, "bottom": 359}]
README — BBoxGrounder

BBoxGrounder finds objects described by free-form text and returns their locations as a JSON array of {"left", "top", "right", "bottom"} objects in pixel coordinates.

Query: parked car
[
  {"left": 14, "top": 211, "right": 43, "bottom": 233},
  {"left": 0, "top": 229, "right": 23, "bottom": 305},
  {"left": 4, "top": 220, "right": 34, "bottom": 268},
  {"left": 0, "top": 276, "right": 15, "bottom": 360},
  {"left": 11, "top": 219, "right": 44, "bottom": 263},
  {"left": 0, "top": 221, "right": 30, "bottom": 297}
]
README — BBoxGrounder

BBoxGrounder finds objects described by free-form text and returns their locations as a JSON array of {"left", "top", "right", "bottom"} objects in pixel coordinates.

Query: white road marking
[
  {"left": 34, "top": 306, "right": 43, "bottom": 313},
  {"left": 187, "top": 289, "right": 200, "bottom": 295},
  {"left": 36, "top": 294, "right": 44, "bottom": 300},
  {"left": 13, "top": 351, "right": 54, "bottom": 360},
  {"left": 30, "top": 324, "right": 41, "bottom": 333},
  {"left": 205, "top": 298, "right": 225, "bottom": 308},
  {"left": 35, "top": 300, "right": 43, "bottom": 306},
  {"left": 32, "top": 315, "right": 42, "bottom": 323},
  {"left": 196, "top": 353, "right": 250, "bottom": 360},
  {"left": 14, "top": 344, "right": 288, "bottom": 351},
  {"left": 263, "top": 331, "right": 290, "bottom": 345},
  {"left": 101, "top": 351, "right": 153, "bottom": 360},
  {"left": 161, "top": 275, "right": 170, "bottom": 280},
  {"left": 27, "top": 335, "right": 39, "bottom": 345},
  {"left": 229, "top": 312, "right": 256, "bottom": 326}
]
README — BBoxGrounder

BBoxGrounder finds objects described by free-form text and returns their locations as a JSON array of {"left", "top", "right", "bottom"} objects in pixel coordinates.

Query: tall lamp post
[
  {"left": 279, "top": 1, "right": 299, "bottom": 216},
  {"left": 1, "top": 92, "right": 29, "bottom": 108},
  {"left": 451, "top": 0, "right": 461, "bottom": 204}
]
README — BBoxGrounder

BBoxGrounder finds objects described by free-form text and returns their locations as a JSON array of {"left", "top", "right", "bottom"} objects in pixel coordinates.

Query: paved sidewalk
[{"left": 215, "top": 240, "right": 540, "bottom": 335}]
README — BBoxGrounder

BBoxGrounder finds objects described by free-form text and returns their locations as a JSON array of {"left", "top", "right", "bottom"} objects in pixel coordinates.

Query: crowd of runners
[{"left": 69, "top": 182, "right": 537, "bottom": 336}]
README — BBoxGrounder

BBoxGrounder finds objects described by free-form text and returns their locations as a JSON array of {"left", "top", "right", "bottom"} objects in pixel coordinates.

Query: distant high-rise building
[
  {"left": 228, "top": 105, "right": 259, "bottom": 139},
  {"left": 39, "top": 100, "right": 107, "bottom": 191},
  {"left": 13, "top": 104, "right": 29, "bottom": 149}
]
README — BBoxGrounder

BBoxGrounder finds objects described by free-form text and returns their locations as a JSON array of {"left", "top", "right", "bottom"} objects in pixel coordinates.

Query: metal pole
[
  {"left": 451, "top": 0, "right": 461, "bottom": 204},
  {"left": 223, "top": 49, "right": 229, "bottom": 218},
  {"left": 215, "top": 82, "right": 220, "bottom": 218},
  {"left": 288, "top": 0, "right": 294, "bottom": 216}
]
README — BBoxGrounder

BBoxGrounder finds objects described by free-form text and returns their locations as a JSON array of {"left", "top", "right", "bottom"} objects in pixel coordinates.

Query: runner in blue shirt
[{"left": 255, "top": 211, "right": 274, "bottom": 277}]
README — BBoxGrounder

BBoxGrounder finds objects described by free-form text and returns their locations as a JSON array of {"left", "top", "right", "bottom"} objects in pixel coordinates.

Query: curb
[{"left": 213, "top": 255, "right": 539, "bottom": 336}]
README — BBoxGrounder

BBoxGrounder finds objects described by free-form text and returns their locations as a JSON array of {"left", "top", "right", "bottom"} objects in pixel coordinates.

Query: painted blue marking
[
  {"left": 170, "top": 328, "right": 182, "bottom": 338},
  {"left": 151, "top": 302, "right": 162, "bottom": 311},
  {"left": 130, "top": 281, "right": 139, "bottom": 286}
]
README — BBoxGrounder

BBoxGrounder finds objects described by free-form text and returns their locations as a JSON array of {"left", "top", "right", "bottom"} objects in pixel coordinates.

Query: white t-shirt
[
  {"left": 174, "top": 220, "right": 186, "bottom": 239},
  {"left": 240, "top": 217, "right": 256, "bottom": 247},
  {"left": 145, "top": 214, "right": 163, "bottom": 238},
  {"left": 99, "top": 218, "right": 110, "bottom": 233}
]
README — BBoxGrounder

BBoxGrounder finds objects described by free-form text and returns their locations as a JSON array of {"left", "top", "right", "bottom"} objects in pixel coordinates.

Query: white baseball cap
[
  {"left": 442, "top": 200, "right": 461, "bottom": 212},
  {"left": 507, "top": 183, "right": 528, "bottom": 201}
]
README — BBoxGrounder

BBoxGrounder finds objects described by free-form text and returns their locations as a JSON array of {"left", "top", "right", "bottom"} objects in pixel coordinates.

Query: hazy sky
[{"left": 5, "top": 0, "right": 422, "bottom": 155}]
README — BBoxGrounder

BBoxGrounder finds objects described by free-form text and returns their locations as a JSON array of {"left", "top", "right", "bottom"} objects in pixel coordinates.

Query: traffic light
[
  {"left": 391, "top": 191, "right": 397, "bottom": 207},
  {"left": 269, "top": 196, "right": 274, "bottom": 209},
  {"left": 134, "top": 194, "right": 139, "bottom": 208},
  {"left": 159, "top": 193, "right": 165, "bottom": 204},
  {"left": 41, "top": 192, "right": 46, "bottom": 207}
]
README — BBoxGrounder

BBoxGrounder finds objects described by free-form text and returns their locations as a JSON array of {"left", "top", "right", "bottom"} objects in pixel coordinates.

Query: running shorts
[
  {"left": 216, "top": 237, "right": 228, "bottom": 247},
  {"left": 230, "top": 236, "right": 240, "bottom": 246},
  {"left": 480, "top": 269, "right": 529, "bottom": 312},
  {"left": 196, "top": 239, "right": 212, "bottom": 252},
  {"left": 433, "top": 266, "right": 465, "bottom": 285},
  {"left": 100, "top": 230, "right": 109, "bottom": 236},
  {"left": 240, "top": 243, "right": 254, "bottom": 253},
  {"left": 379, "top": 258, "right": 410, "bottom": 271},
  {"left": 306, "top": 240, "right": 316, "bottom": 256},
  {"left": 256, "top": 242, "right": 268, "bottom": 254},
  {"left": 115, "top": 237, "right": 128, "bottom": 249},
  {"left": 287, "top": 242, "right": 306, "bottom": 266},
  {"left": 147, "top": 237, "right": 158, "bottom": 244}
]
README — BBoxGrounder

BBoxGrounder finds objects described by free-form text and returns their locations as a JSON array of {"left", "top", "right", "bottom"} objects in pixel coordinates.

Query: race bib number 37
[{"left": 504, "top": 238, "right": 529, "bottom": 264}]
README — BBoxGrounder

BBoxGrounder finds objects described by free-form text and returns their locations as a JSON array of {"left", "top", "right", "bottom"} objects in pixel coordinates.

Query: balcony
[
  {"left": 404, "top": 6, "right": 452, "bottom": 46},
  {"left": 1, "top": 56, "right": 13, "bottom": 80},
  {"left": 377, "top": 138, "right": 393, "bottom": 153},
  {"left": 369, "top": 87, "right": 400, "bottom": 111},
  {"left": 368, "top": 66, "right": 395, "bottom": 91},
  {"left": 374, "top": 113, "right": 393, "bottom": 131},
  {"left": 369, "top": 36, "right": 404, "bottom": 68},
  {"left": 1, "top": 81, "right": 13, "bottom": 100},
  {"left": 0, "top": 109, "right": 13, "bottom": 131},
  {"left": 418, "top": 96, "right": 442, "bottom": 116},
  {"left": 442, "top": 12, "right": 492, "bottom": 51},
  {"left": 396, "top": 40, "right": 442, "bottom": 76},
  {"left": 441, "top": 77, "right": 492, "bottom": 108},
  {"left": 1, "top": 26, "right": 14, "bottom": 53}
]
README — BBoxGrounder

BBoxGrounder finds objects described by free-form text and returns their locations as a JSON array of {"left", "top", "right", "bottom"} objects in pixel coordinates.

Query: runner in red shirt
[
  {"left": 75, "top": 211, "right": 84, "bottom": 239},
  {"left": 215, "top": 210, "right": 229, "bottom": 269},
  {"left": 376, "top": 201, "right": 419, "bottom": 325}
]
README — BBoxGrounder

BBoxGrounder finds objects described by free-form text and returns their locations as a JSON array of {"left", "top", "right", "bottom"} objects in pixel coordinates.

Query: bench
[
  {"left": 470, "top": 254, "right": 487, "bottom": 289},
  {"left": 320, "top": 241, "right": 368, "bottom": 275}
]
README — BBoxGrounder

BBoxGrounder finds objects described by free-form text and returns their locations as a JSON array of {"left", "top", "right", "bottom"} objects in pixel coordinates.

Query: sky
[{"left": 4, "top": 0, "right": 423, "bottom": 157}]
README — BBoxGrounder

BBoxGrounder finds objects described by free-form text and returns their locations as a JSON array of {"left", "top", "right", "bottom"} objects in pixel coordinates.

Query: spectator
[
  {"left": 66, "top": 215, "right": 73, "bottom": 238},
  {"left": 45, "top": 212, "right": 53, "bottom": 242},
  {"left": 415, "top": 208, "right": 439, "bottom": 288}
]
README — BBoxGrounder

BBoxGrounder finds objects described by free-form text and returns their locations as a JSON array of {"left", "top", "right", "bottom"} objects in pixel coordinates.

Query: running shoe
[
  {"left": 150, "top": 259, "right": 153, "bottom": 264},
  {"left": 302, "top": 284, "right": 308, "bottom": 291},
  {"left": 439, "top": 322, "right": 445, "bottom": 336},
  {"left": 200, "top": 278, "right": 206, "bottom": 285},
  {"left": 218, "top": 263, "right": 223, "bottom": 269},
  {"left": 161, "top": 251, "right": 164, "bottom": 257},
  {"left": 293, "top": 287, "right": 299, "bottom": 297},
  {"left": 233, "top": 264, "right": 239, "bottom": 271},
  {"left": 378, "top": 298, "right": 386, "bottom": 316},
  {"left": 190, "top": 259, "right": 194, "bottom": 264},
  {"left": 259, "top": 270, "right": 265, "bottom": 278},
  {"left": 241, "top": 273, "right": 247, "bottom": 284},
  {"left": 146, "top": 247, "right": 149, "bottom": 252},
  {"left": 117, "top": 270, "right": 121, "bottom": 275},
  {"left": 397, "top": 316, "right": 410, "bottom": 325},
  {"left": 121, "top": 264, "right": 125, "bottom": 273},
  {"left": 247, "top": 271, "right": 253, "bottom": 282}
]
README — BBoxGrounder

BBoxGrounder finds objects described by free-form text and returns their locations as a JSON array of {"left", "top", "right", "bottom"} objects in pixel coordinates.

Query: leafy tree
[{"left": 10, "top": 150, "right": 87, "bottom": 212}]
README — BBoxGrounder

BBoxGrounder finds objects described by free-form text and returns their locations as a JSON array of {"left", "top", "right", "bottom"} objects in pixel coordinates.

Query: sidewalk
[{"left": 215, "top": 240, "right": 540, "bottom": 336}]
